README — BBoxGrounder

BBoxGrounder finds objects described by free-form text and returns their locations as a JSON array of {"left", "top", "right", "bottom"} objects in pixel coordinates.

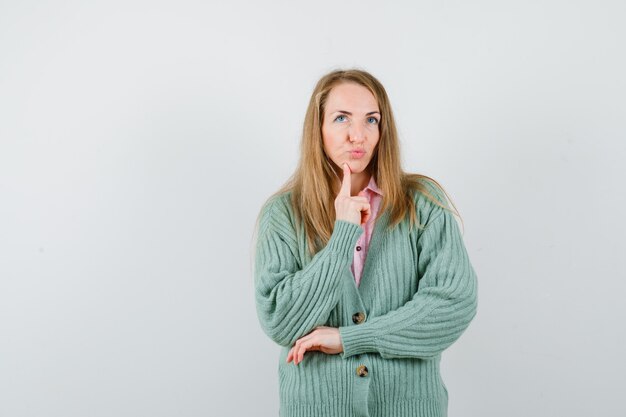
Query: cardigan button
[
  {"left": 356, "top": 245, "right": 362, "bottom": 251},
  {"left": 352, "top": 312, "right": 365, "bottom": 324},
  {"left": 356, "top": 365, "right": 368, "bottom": 377}
]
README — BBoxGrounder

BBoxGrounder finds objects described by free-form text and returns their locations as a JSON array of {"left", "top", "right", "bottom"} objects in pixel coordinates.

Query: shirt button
[
  {"left": 356, "top": 246, "right": 362, "bottom": 251},
  {"left": 352, "top": 312, "right": 365, "bottom": 324},
  {"left": 356, "top": 365, "right": 369, "bottom": 377}
]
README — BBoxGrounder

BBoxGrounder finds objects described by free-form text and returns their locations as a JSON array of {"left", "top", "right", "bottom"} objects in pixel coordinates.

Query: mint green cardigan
[{"left": 254, "top": 181, "right": 478, "bottom": 417}]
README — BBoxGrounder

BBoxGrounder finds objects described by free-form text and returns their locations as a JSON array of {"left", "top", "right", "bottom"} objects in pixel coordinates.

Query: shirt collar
[{"left": 365, "top": 175, "right": 383, "bottom": 196}]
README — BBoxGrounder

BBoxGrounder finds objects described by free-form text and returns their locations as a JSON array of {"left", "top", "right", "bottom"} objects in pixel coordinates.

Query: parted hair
[{"left": 261, "top": 68, "right": 461, "bottom": 257}]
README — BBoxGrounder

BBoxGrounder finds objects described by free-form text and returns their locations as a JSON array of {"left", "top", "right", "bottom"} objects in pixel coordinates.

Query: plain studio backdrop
[{"left": 1, "top": 1, "right": 624, "bottom": 416}]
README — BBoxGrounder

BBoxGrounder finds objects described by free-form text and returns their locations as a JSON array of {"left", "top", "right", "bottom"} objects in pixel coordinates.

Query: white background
[{"left": 1, "top": 1, "right": 625, "bottom": 416}]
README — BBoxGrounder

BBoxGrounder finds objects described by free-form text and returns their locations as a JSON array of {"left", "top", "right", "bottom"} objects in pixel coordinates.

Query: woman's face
[{"left": 321, "top": 82, "right": 381, "bottom": 177}]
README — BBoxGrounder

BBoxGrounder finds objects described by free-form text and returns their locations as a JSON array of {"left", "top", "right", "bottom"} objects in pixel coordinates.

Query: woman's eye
[
  {"left": 334, "top": 115, "right": 347, "bottom": 122},
  {"left": 368, "top": 117, "right": 379, "bottom": 124}
]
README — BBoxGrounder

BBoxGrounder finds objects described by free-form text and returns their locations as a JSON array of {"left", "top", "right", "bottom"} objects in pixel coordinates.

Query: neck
[
  {"left": 350, "top": 171, "right": 370, "bottom": 196},
  {"left": 331, "top": 166, "right": 371, "bottom": 196}
]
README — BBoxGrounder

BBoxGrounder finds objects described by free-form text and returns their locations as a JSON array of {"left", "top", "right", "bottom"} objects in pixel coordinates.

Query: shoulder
[
  {"left": 259, "top": 190, "right": 293, "bottom": 218},
  {"left": 257, "top": 190, "right": 296, "bottom": 236},
  {"left": 405, "top": 174, "right": 451, "bottom": 226}
]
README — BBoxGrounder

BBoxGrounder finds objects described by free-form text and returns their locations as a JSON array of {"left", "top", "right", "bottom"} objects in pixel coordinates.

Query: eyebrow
[{"left": 332, "top": 110, "right": 381, "bottom": 116}]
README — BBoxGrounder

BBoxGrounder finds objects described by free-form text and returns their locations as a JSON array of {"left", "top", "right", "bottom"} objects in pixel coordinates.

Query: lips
[{"left": 350, "top": 150, "right": 365, "bottom": 159}]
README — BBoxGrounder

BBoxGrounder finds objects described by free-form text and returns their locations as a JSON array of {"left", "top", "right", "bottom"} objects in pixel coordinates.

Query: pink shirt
[{"left": 350, "top": 175, "right": 383, "bottom": 287}]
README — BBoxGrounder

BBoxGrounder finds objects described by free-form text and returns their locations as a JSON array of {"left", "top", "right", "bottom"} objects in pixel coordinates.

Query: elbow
[
  {"left": 449, "top": 292, "right": 478, "bottom": 348},
  {"left": 465, "top": 274, "right": 478, "bottom": 325},
  {"left": 255, "top": 297, "right": 298, "bottom": 347},
  {"left": 255, "top": 309, "right": 299, "bottom": 348},
  {"left": 455, "top": 289, "right": 478, "bottom": 334},
  {"left": 427, "top": 315, "right": 476, "bottom": 358},
  {"left": 255, "top": 310, "right": 295, "bottom": 348},
  {"left": 454, "top": 268, "right": 478, "bottom": 329},
  {"left": 436, "top": 292, "right": 478, "bottom": 353},
  {"left": 260, "top": 321, "right": 298, "bottom": 348}
]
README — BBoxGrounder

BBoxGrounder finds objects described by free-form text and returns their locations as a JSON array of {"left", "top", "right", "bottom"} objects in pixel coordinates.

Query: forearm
[
  {"left": 255, "top": 219, "right": 363, "bottom": 347},
  {"left": 339, "top": 208, "right": 479, "bottom": 359},
  {"left": 339, "top": 279, "right": 478, "bottom": 359}
]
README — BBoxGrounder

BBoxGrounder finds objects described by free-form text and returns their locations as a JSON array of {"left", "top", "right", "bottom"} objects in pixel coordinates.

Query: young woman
[{"left": 253, "top": 68, "right": 478, "bottom": 417}]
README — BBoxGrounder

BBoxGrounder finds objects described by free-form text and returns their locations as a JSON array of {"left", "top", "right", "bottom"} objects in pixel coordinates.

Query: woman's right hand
[{"left": 334, "top": 163, "right": 371, "bottom": 226}]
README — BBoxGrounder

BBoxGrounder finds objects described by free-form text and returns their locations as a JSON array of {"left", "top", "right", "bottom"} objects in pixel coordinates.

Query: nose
[{"left": 348, "top": 123, "right": 366, "bottom": 143}]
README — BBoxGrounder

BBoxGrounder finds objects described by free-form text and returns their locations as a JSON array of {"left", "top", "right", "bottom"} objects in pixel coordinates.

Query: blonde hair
[{"left": 259, "top": 67, "right": 461, "bottom": 257}]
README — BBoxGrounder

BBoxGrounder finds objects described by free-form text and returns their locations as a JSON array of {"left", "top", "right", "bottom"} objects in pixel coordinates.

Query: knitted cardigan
[{"left": 254, "top": 180, "right": 478, "bottom": 417}]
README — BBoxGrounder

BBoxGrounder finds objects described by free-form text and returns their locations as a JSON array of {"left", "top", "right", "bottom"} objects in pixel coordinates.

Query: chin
[
  {"left": 330, "top": 159, "right": 369, "bottom": 174},
  {"left": 346, "top": 161, "right": 370, "bottom": 172}
]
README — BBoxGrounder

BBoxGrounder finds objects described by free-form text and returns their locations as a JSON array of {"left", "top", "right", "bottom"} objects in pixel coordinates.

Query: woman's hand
[
  {"left": 335, "top": 163, "right": 371, "bottom": 226},
  {"left": 286, "top": 326, "right": 343, "bottom": 365}
]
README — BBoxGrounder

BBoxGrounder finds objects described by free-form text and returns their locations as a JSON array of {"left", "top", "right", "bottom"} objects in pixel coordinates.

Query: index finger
[{"left": 339, "top": 163, "right": 351, "bottom": 197}]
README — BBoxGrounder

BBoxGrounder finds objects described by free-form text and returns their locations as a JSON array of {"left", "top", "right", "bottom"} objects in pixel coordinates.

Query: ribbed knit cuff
[
  {"left": 326, "top": 219, "right": 363, "bottom": 260},
  {"left": 338, "top": 324, "right": 378, "bottom": 359}
]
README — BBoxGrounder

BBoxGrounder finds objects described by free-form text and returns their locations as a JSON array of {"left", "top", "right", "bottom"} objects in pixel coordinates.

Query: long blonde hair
[{"left": 260, "top": 68, "right": 461, "bottom": 257}]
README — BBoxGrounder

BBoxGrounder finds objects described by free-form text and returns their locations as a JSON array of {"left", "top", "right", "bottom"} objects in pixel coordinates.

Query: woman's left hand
[{"left": 286, "top": 326, "right": 343, "bottom": 365}]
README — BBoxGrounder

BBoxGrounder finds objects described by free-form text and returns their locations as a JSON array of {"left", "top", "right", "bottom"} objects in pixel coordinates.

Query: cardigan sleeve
[
  {"left": 254, "top": 197, "right": 364, "bottom": 348},
  {"left": 338, "top": 206, "right": 478, "bottom": 360}
]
